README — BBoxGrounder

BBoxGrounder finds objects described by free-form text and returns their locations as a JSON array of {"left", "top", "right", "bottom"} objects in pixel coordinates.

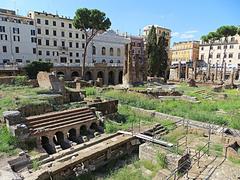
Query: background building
[
  {"left": 0, "top": 9, "right": 37, "bottom": 66},
  {"left": 143, "top": 25, "right": 171, "bottom": 48},
  {"left": 171, "top": 41, "right": 199, "bottom": 65},
  {"left": 199, "top": 35, "right": 240, "bottom": 69}
]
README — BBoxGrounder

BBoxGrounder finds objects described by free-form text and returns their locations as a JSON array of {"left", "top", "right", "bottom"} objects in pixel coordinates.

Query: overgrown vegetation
[
  {"left": 25, "top": 61, "right": 53, "bottom": 79},
  {"left": 102, "top": 85, "right": 240, "bottom": 129},
  {"left": 32, "top": 159, "right": 41, "bottom": 171},
  {"left": 0, "top": 125, "right": 18, "bottom": 155},
  {"left": 105, "top": 105, "right": 173, "bottom": 134}
]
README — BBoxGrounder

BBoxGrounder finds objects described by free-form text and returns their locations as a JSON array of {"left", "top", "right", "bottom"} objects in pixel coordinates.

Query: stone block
[{"left": 3, "top": 111, "right": 23, "bottom": 125}]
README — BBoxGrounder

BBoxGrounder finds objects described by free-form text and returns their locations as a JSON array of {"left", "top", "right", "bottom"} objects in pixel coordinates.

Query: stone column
[
  {"left": 223, "top": 62, "right": 227, "bottom": 81},
  {"left": 215, "top": 63, "right": 218, "bottom": 81},
  {"left": 104, "top": 70, "right": 109, "bottom": 86},
  {"left": 207, "top": 63, "right": 211, "bottom": 80},
  {"left": 185, "top": 63, "right": 189, "bottom": 80},
  {"left": 193, "top": 61, "right": 197, "bottom": 80},
  {"left": 114, "top": 70, "right": 119, "bottom": 85},
  {"left": 230, "top": 69, "right": 235, "bottom": 86},
  {"left": 177, "top": 61, "right": 181, "bottom": 80}
]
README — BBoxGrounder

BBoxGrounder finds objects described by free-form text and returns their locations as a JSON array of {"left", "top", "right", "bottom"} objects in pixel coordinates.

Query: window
[
  {"left": 76, "top": 52, "right": 79, "bottom": 57},
  {"left": 75, "top": 59, "right": 80, "bottom": 63},
  {"left": 69, "top": 23, "right": 72, "bottom": 28},
  {"left": 0, "top": 26, "right": 5, "bottom": 32},
  {"left": 217, "top": 45, "right": 221, "bottom": 49},
  {"left": 53, "top": 21, "right": 56, "bottom": 26},
  {"left": 76, "top": 33, "right": 79, "bottom": 38},
  {"left": 224, "top": 45, "right": 227, "bottom": 49},
  {"left": 13, "top": 36, "right": 20, "bottom": 42},
  {"left": 102, "top": 47, "right": 106, "bottom": 55},
  {"left": 117, "top": 60, "right": 121, "bottom": 63},
  {"left": 231, "top": 37, "right": 235, "bottom": 42},
  {"left": 117, "top": 48, "right": 121, "bottom": 56},
  {"left": 216, "top": 54, "right": 221, "bottom": 58},
  {"left": 0, "top": 34, "right": 7, "bottom": 40},
  {"left": 31, "top": 37, "right": 36, "bottom": 43},
  {"left": 238, "top": 53, "right": 240, "bottom": 59},
  {"left": 45, "top": 29, "right": 49, "bottom": 35},
  {"left": 2, "top": 46, "right": 7, "bottom": 52},
  {"left": 38, "top": 50, "right": 42, "bottom": 55},
  {"left": 230, "top": 45, "right": 234, "bottom": 49},
  {"left": 31, "top": 29, "right": 35, "bottom": 36},
  {"left": 82, "top": 34, "right": 85, "bottom": 39},
  {"left": 76, "top": 42, "right": 79, "bottom": 48},
  {"left": 61, "top": 31, "right": 65, "bottom": 37},
  {"left": 15, "top": 47, "right": 19, "bottom": 53},
  {"left": 16, "top": 59, "right": 22, "bottom": 63},
  {"left": 46, "top": 51, "right": 50, "bottom": 56},
  {"left": 102, "top": 59, "right": 106, "bottom": 63},
  {"left": 61, "top": 22, "right": 64, "bottom": 27},
  {"left": 69, "top": 32, "right": 72, "bottom": 38},
  {"left": 37, "top": 18, "right": 41, "bottom": 24},
  {"left": 13, "top": 27, "right": 19, "bottom": 34},
  {"left": 92, "top": 46, "right": 96, "bottom": 55},
  {"left": 137, "top": 43, "right": 141, "bottom": 47},
  {"left": 62, "top": 41, "right": 65, "bottom": 47},
  {"left": 70, "top": 52, "right": 73, "bottom": 57},
  {"left": 110, "top": 60, "right": 113, "bottom": 63},
  {"left": 229, "top": 53, "right": 233, "bottom": 58},
  {"left": 33, "top": 48, "right": 36, "bottom": 54},
  {"left": 38, "top": 39, "right": 42, "bottom": 45},
  {"left": 37, "top": 28, "right": 41, "bottom": 34},
  {"left": 110, "top": 47, "right": 114, "bottom": 56},
  {"left": 210, "top": 46, "right": 213, "bottom": 50},
  {"left": 82, "top": 43, "right": 85, "bottom": 48},
  {"left": 46, "top": 39, "right": 49, "bottom": 46},
  {"left": 200, "top": 54, "right": 204, "bottom": 60},
  {"left": 69, "top": 42, "right": 72, "bottom": 48},
  {"left": 53, "top": 30, "right": 57, "bottom": 36},
  {"left": 53, "top": 40, "right": 57, "bottom": 46},
  {"left": 45, "top": 19, "right": 49, "bottom": 25},
  {"left": 201, "top": 47, "right": 204, "bottom": 50}
]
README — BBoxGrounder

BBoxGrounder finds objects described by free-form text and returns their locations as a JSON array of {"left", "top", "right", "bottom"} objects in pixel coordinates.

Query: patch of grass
[
  {"left": 0, "top": 125, "right": 18, "bottom": 155},
  {"left": 156, "top": 152, "right": 167, "bottom": 168},
  {"left": 32, "top": 159, "right": 41, "bottom": 171},
  {"left": 211, "top": 143, "right": 223, "bottom": 157},
  {"left": 162, "top": 127, "right": 186, "bottom": 144},
  {"left": 101, "top": 88, "right": 240, "bottom": 129},
  {"left": 83, "top": 87, "right": 97, "bottom": 97},
  {"left": 104, "top": 105, "right": 173, "bottom": 134},
  {"left": 228, "top": 157, "right": 240, "bottom": 165}
]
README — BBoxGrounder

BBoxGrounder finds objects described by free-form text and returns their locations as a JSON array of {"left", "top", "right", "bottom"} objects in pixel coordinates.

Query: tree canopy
[{"left": 73, "top": 8, "right": 111, "bottom": 78}]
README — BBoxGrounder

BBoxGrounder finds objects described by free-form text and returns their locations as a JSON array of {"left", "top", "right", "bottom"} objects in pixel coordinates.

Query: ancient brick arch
[
  {"left": 85, "top": 71, "right": 92, "bottom": 81},
  {"left": 108, "top": 71, "right": 115, "bottom": 85},
  {"left": 71, "top": 71, "right": 80, "bottom": 80},
  {"left": 57, "top": 71, "right": 64, "bottom": 78}
]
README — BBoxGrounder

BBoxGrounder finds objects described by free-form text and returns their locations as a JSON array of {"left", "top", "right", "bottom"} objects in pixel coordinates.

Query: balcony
[{"left": 57, "top": 46, "right": 68, "bottom": 51}]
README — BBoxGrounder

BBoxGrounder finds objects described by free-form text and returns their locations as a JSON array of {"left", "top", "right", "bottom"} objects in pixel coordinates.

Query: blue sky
[{"left": 1, "top": 0, "right": 239, "bottom": 46}]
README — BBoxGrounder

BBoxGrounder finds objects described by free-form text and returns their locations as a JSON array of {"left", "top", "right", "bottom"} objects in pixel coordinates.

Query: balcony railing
[{"left": 53, "top": 63, "right": 123, "bottom": 68}]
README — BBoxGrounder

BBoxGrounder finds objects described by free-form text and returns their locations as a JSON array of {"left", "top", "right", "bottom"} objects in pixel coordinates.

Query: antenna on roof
[{"left": 139, "top": 29, "right": 141, "bottom": 36}]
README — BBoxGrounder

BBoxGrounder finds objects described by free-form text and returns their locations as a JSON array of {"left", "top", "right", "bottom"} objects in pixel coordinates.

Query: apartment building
[
  {"left": 199, "top": 35, "right": 240, "bottom": 69},
  {"left": 171, "top": 41, "right": 199, "bottom": 64},
  {"left": 0, "top": 9, "right": 37, "bottom": 65}
]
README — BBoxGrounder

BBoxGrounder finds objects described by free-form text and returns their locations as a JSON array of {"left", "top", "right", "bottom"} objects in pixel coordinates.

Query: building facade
[
  {"left": 0, "top": 9, "right": 37, "bottom": 65},
  {"left": 199, "top": 35, "right": 240, "bottom": 69},
  {"left": 143, "top": 25, "right": 171, "bottom": 48},
  {"left": 171, "top": 41, "right": 199, "bottom": 65}
]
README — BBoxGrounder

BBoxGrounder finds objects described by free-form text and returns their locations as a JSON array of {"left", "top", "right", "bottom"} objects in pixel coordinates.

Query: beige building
[
  {"left": 199, "top": 35, "right": 240, "bottom": 69},
  {"left": 143, "top": 25, "right": 171, "bottom": 48},
  {"left": 171, "top": 41, "right": 199, "bottom": 64}
]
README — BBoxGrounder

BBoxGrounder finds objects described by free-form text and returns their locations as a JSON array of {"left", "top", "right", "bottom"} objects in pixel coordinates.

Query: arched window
[
  {"left": 117, "top": 48, "right": 121, "bottom": 56},
  {"left": 102, "top": 47, "right": 106, "bottom": 55},
  {"left": 92, "top": 46, "right": 96, "bottom": 55},
  {"left": 110, "top": 47, "right": 114, "bottom": 56},
  {"left": 110, "top": 60, "right": 113, "bottom": 63},
  {"left": 102, "top": 59, "right": 106, "bottom": 63}
]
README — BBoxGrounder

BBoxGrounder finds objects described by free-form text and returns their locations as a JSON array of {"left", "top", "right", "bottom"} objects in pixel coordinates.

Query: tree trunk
[{"left": 81, "top": 46, "right": 87, "bottom": 80}]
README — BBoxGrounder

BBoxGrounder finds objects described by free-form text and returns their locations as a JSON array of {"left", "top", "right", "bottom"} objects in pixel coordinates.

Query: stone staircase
[
  {"left": 143, "top": 123, "right": 168, "bottom": 138},
  {"left": 25, "top": 107, "right": 97, "bottom": 134},
  {"left": 180, "top": 153, "right": 225, "bottom": 180}
]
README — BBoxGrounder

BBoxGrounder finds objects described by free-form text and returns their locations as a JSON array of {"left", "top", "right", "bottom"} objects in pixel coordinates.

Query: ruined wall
[{"left": 88, "top": 100, "right": 118, "bottom": 115}]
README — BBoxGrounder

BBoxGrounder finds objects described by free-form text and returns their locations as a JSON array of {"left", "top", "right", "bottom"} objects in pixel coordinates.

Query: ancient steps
[
  {"left": 143, "top": 124, "right": 168, "bottom": 137},
  {"left": 25, "top": 107, "right": 97, "bottom": 134}
]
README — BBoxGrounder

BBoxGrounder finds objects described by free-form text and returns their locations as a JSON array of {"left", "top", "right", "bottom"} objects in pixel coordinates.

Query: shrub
[
  {"left": 13, "top": 76, "right": 28, "bottom": 86},
  {"left": 156, "top": 152, "right": 167, "bottom": 168},
  {"left": 0, "top": 125, "right": 18, "bottom": 155},
  {"left": 25, "top": 61, "right": 53, "bottom": 79}
]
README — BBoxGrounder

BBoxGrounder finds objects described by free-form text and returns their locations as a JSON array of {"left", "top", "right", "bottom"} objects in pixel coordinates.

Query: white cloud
[{"left": 172, "top": 30, "right": 198, "bottom": 40}]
